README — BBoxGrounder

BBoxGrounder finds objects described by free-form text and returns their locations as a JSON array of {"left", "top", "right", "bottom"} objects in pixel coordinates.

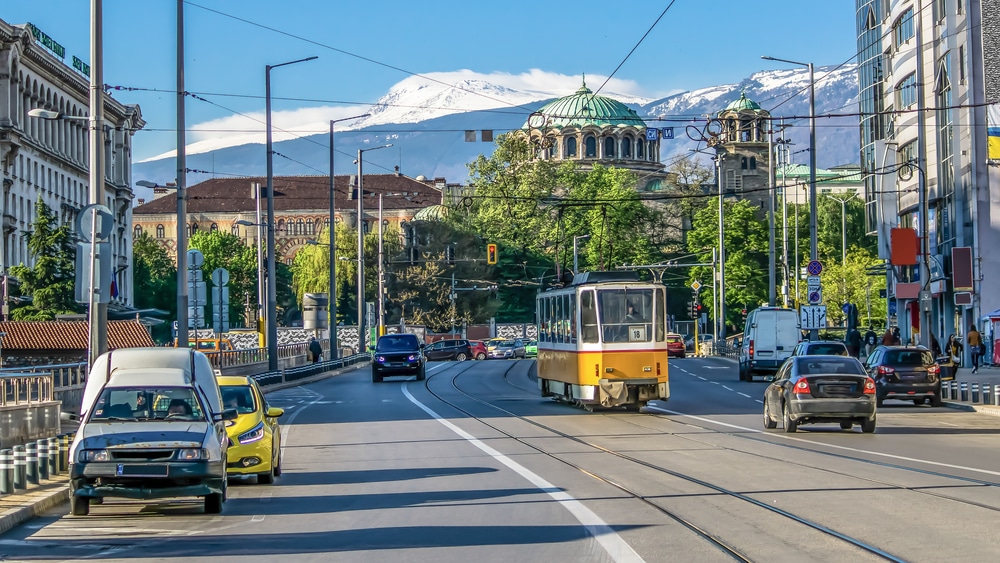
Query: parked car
[
  {"left": 684, "top": 334, "right": 713, "bottom": 352},
  {"left": 489, "top": 339, "right": 526, "bottom": 359},
  {"left": 218, "top": 375, "right": 283, "bottom": 484},
  {"left": 372, "top": 333, "right": 425, "bottom": 382},
  {"left": 667, "top": 333, "right": 686, "bottom": 358},
  {"left": 469, "top": 340, "right": 488, "bottom": 360},
  {"left": 791, "top": 341, "right": 850, "bottom": 357},
  {"left": 863, "top": 345, "right": 942, "bottom": 407},
  {"left": 525, "top": 340, "right": 538, "bottom": 358},
  {"left": 423, "top": 339, "right": 473, "bottom": 361},
  {"left": 763, "top": 355, "right": 877, "bottom": 433},
  {"left": 739, "top": 307, "right": 801, "bottom": 381}
]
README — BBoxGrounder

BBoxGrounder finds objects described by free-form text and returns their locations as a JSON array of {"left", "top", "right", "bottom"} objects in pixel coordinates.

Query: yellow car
[{"left": 217, "top": 375, "right": 284, "bottom": 484}]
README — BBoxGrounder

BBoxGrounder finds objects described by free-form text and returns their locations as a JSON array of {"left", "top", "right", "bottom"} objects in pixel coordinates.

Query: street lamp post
[
  {"left": 715, "top": 154, "right": 726, "bottom": 338},
  {"left": 265, "top": 56, "right": 317, "bottom": 371},
  {"left": 235, "top": 213, "right": 266, "bottom": 346},
  {"left": 573, "top": 234, "right": 591, "bottom": 275},
  {"left": 825, "top": 193, "right": 859, "bottom": 268},
  {"left": 328, "top": 114, "right": 369, "bottom": 358},
  {"left": 763, "top": 55, "right": 816, "bottom": 338},
  {"left": 355, "top": 144, "right": 392, "bottom": 353}
]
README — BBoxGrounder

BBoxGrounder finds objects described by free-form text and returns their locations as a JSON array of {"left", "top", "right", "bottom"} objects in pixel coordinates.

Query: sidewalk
[{"left": 0, "top": 361, "right": 367, "bottom": 535}]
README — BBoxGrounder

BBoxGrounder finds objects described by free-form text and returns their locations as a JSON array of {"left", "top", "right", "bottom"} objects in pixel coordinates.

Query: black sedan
[
  {"left": 763, "top": 355, "right": 877, "bottom": 433},
  {"left": 863, "top": 345, "right": 942, "bottom": 407},
  {"left": 371, "top": 334, "right": 425, "bottom": 382}
]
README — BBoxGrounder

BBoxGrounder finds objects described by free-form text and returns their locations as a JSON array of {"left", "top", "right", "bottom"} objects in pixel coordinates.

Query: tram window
[
  {"left": 570, "top": 297, "right": 578, "bottom": 344},
  {"left": 599, "top": 289, "right": 654, "bottom": 343},
  {"left": 655, "top": 287, "right": 665, "bottom": 341},
  {"left": 555, "top": 297, "right": 563, "bottom": 343},
  {"left": 581, "top": 290, "right": 599, "bottom": 343}
]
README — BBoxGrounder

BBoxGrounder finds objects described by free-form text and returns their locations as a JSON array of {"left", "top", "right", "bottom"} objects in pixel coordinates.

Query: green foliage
[
  {"left": 188, "top": 230, "right": 258, "bottom": 327},
  {"left": 800, "top": 247, "right": 886, "bottom": 327},
  {"left": 8, "top": 198, "right": 78, "bottom": 320},
  {"left": 132, "top": 232, "right": 177, "bottom": 342}
]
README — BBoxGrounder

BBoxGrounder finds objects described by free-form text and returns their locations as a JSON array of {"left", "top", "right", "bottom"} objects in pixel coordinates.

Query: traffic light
[
  {"left": 445, "top": 245, "right": 455, "bottom": 265},
  {"left": 487, "top": 243, "right": 498, "bottom": 265},
  {"left": 688, "top": 301, "right": 697, "bottom": 317}
]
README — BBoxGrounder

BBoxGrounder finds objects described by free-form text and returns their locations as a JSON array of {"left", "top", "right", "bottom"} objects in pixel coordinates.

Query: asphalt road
[{"left": 3, "top": 357, "right": 1000, "bottom": 562}]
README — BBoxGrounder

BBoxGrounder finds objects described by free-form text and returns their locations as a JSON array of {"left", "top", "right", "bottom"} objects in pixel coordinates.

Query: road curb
[
  {"left": 942, "top": 401, "right": 1000, "bottom": 417},
  {"left": 0, "top": 478, "right": 70, "bottom": 536},
  {"left": 262, "top": 361, "right": 370, "bottom": 395}
]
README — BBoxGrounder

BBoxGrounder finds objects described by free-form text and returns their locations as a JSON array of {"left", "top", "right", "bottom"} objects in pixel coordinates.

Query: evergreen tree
[{"left": 8, "top": 198, "right": 78, "bottom": 320}]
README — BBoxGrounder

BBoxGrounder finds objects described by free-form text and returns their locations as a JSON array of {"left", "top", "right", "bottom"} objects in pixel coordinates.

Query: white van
[
  {"left": 739, "top": 307, "right": 800, "bottom": 381},
  {"left": 69, "top": 348, "right": 236, "bottom": 516}
]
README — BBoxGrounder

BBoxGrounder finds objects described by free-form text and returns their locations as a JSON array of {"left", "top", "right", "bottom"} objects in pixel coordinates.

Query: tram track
[{"left": 420, "top": 360, "right": 904, "bottom": 562}]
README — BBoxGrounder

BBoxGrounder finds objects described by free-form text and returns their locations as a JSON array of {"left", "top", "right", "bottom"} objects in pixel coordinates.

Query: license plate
[
  {"left": 116, "top": 464, "right": 169, "bottom": 477},
  {"left": 822, "top": 385, "right": 852, "bottom": 394}
]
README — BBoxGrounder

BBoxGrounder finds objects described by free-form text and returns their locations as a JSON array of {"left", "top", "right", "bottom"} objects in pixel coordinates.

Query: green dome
[
  {"left": 723, "top": 92, "right": 762, "bottom": 112},
  {"left": 526, "top": 77, "right": 646, "bottom": 129},
  {"left": 414, "top": 204, "right": 447, "bottom": 221}
]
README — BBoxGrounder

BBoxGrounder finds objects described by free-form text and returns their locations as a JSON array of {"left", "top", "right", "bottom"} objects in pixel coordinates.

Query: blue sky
[{"left": 3, "top": 1, "right": 857, "bottom": 161}]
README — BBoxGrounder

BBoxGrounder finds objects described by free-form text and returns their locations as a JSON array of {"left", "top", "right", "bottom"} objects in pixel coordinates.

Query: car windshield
[
  {"left": 90, "top": 387, "right": 205, "bottom": 421},
  {"left": 376, "top": 335, "right": 419, "bottom": 352},
  {"left": 666, "top": 335, "right": 682, "bottom": 343},
  {"left": 498, "top": 340, "right": 515, "bottom": 347},
  {"left": 885, "top": 349, "right": 934, "bottom": 366},
  {"left": 798, "top": 358, "right": 866, "bottom": 375},
  {"left": 220, "top": 385, "right": 257, "bottom": 415},
  {"left": 807, "top": 343, "right": 847, "bottom": 355}
]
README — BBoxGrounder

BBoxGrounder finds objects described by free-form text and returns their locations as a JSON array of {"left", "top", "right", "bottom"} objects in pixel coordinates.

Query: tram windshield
[{"left": 597, "top": 289, "right": 655, "bottom": 343}]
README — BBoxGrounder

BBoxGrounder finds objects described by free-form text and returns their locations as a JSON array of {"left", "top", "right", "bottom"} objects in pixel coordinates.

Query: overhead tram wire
[{"left": 589, "top": 1, "right": 678, "bottom": 97}]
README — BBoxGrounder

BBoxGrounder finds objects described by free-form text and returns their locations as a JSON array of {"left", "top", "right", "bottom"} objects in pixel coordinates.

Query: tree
[
  {"left": 8, "top": 198, "right": 78, "bottom": 320},
  {"left": 188, "top": 230, "right": 258, "bottom": 327},
  {"left": 133, "top": 231, "right": 177, "bottom": 342},
  {"left": 805, "top": 247, "right": 887, "bottom": 327}
]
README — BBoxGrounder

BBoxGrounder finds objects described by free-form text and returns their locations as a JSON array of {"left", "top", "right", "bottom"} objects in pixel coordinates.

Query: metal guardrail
[
  {"left": 253, "top": 353, "right": 369, "bottom": 387},
  {"left": 1, "top": 373, "right": 54, "bottom": 406},
  {"left": 0, "top": 363, "right": 87, "bottom": 389}
]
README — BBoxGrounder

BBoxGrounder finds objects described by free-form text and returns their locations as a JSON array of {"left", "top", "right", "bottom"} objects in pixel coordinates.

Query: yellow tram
[{"left": 536, "top": 271, "right": 669, "bottom": 410}]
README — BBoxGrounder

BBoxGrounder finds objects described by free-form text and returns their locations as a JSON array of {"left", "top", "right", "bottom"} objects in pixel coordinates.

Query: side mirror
[
  {"left": 61, "top": 411, "right": 80, "bottom": 422},
  {"left": 266, "top": 407, "right": 285, "bottom": 418},
  {"left": 216, "top": 408, "right": 238, "bottom": 422}
]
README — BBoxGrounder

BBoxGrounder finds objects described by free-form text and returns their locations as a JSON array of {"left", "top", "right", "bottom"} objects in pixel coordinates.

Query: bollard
[
  {"left": 37, "top": 439, "right": 49, "bottom": 480},
  {"left": 982, "top": 383, "right": 993, "bottom": 406},
  {"left": 48, "top": 437, "right": 59, "bottom": 476},
  {"left": 972, "top": 383, "right": 981, "bottom": 404},
  {"left": 25, "top": 441, "right": 38, "bottom": 485},
  {"left": 0, "top": 449, "right": 12, "bottom": 494},
  {"left": 995, "top": 385, "right": 1000, "bottom": 407},
  {"left": 960, "top": 382, "right": 969, "bottom": 402},
  {"left": 13, "top": 445, "right": 26, "bottom": 491},
  {"left": 948, "top": 380, "right": 958, "bottom": 401},
  {"left": 58, "top": 435, "right": 68, "bottom": 473}
]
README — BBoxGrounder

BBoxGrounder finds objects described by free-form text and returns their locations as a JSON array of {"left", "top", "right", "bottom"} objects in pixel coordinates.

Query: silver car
[
  {"left": 488, "top": 339, "right": 526, "bottom": 359},
  {"left": 763, "top": 355, "right": 877, "bottom": 433}
]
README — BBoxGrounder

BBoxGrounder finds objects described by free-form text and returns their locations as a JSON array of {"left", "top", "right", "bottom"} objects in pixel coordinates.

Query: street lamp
[
  {"left": 763, "top": 55, "right": 817, "bottom": 338},
  {"left": 236, "top": 215, "right": 266, "bottom": 346},
  {"left": 354, "top": 144, "right": 393, "bottom": 353},
  {"left": 573, "top": 235, "right": 590, "bottom": 275},
  {"left": 265, "top": 55, "right": 318, "bottom": 370},
  {"left": 328, "top": 114, "right": 369, "bottom": 358}
]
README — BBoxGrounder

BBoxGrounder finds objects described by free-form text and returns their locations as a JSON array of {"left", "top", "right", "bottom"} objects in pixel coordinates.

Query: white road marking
[
  {"left": 650, "top": 406, "right": 1000, "bottom": 477},
  {"left": 738, "top": 392, "right": 752, "bottom": 398},
  {"left": 710, "top": 381, "right": 719, "bottom": 385},
  {"left": 722, "top": 386, "right": 733, "bottom": 391},
  {"left": 697, "top": 376, "right": 706, "bottom": 381},
  {"left": 251, "top": 514, "right": 265, "bottom": 522},
  {"left": 401, "top": 385, "right": 644, "bottom": 563},
  {"left": 704, "top": 366, "right": 729, "bottom": 370},
  {"left": 755, "top": 400, "right": 764, "bottom": 404}
]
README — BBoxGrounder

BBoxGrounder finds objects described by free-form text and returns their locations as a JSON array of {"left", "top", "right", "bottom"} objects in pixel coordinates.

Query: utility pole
[
  {"left": 716, "top": 155, "right": 727, "bottom": 338},
  {"left": 768, "top": 122, "right": 776, "bottom": 306},
  {"left": 174, "top": 0, "right": 188, "bottom": 351},
  {"left": 914, "top": 0, "right": 931, "bottom": 348}
]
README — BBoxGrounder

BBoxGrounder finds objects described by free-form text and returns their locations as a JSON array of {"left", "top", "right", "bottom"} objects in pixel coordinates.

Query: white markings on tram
[{"left": 401, "top": 385, "right": 645, "bottom": 563}]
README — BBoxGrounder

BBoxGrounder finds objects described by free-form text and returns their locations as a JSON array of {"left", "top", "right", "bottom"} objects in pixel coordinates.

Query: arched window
[
  {"left": 156, "top": 224, "right": 164, "bottom": 238},
  {"left": 565, "top": 137, "right": 577, "bottom": 157},
  {"left": 210, "top": 223, "right": 219, "bottom": 233},
  {"left": 297, "top": 218, "right": 305, "bottom": 235},
  {"left": 546, "top": 136, "right": 556, "bottom": 159},
  {"left": 622, "top": 137, "right": 632, "bottom": 158},
  {"left": 637, "top": 139, "right": 644, "bottom": 159},
  {"left": 277, "top": 219, "right": 285, "bottom": 234},
  {"left": 749, "top": 157, "right": 757, "bottom": 170},
  {"left": 231, "top": 224, "right": 240, "bottom": 235},
  {"left": 741, "top": 157, "right": 748, "bottom": 170},
  {"left": 314, "top": 219, "right": 322, "bottom": 234},
  {"left": 324, "top": 218, "right": 331, "bottom": 233},
  {"left": 191, "top": 223, "right": 199, "bottom": 233},
  {"left": 585, "top": 136, "right": 597, "bottom": 157},
  {"left": 604, "top": 137, "right": 616, "bottom": 158},
  {"left": 133, "top": 225, "right": 142, "bottom": 238}
]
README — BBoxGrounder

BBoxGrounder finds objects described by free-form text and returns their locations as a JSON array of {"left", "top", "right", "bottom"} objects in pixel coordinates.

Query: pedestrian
[
  {"left": 864, "top": 326, "right": 878, "bottom": 357},
  {"left": 945, "top": 334, "right": 962, "bottom": 381},
  {"left": 308, "top": 337, "right": 323, "bottom": 363},
  {"left": 847, "top": 327, "right": 862, "bottom": 358},
  {"left": 968, "top": 324, "right": 982, "bottom": 374},
  {"left": 881, "top": 327, "right": 894, "bottom": 346},
  {"left": 891, "top": 326, "right": 901, "bottom": 345}
]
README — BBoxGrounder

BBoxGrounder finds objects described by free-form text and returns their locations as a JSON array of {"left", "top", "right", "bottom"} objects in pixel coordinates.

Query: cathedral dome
[
  {"left": 723, "top": 92, "right": 762, "bottom": 112},
  {"left": 413, "top": 204, "right": 447, "bottom": 221},
  {"left": 526, "top": 78, "right": 646, "bottom": 129}
]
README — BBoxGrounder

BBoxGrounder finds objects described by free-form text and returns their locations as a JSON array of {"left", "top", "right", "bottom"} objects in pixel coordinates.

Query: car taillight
[
  {"left": 877, "top": 365, "right": 895, "bottom": 375},
  {"left": 927, "top": 364, "right": 940, "bottom": 374},
  {"left": 748, "top": 340, "right": 754, "bottom": 359},
  {"left": 793, "top": 379, "right": 811, "bottom": 394},
  {"left": 863, "top": 377, "right": 876, "bottom": 394}
]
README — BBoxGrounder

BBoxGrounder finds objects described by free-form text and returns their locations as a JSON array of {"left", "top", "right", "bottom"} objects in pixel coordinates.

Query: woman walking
[
  {"left": 968, "top": 325, "right": 982, "bottom": 374},
  {"left": 944, "top": 334, "right": 962, "bottom": 381}
]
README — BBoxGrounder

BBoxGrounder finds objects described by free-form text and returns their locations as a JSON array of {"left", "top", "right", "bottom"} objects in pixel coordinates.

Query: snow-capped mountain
[{"left": 132, "top": 66, "right": 859, "bottom": 203}]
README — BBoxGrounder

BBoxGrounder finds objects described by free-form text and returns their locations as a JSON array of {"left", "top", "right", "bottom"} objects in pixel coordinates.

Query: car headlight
[
  {"left": 238, "top": 422, "right": 265, "bottom": 444},
  {"left": 176, "top": 448, "right": 208, "bottom": 460},
  {"left": 80, "top": 449, "right": 110, "bottom": 462},
  {"left": 407, "top": 354, "right": 419, "bottom": 361},
  {"left": 376, "top": 355, "right": 386, "bottom": 363}
]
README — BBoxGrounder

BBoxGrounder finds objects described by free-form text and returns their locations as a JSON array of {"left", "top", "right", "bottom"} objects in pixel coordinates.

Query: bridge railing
[{"left": 1, "top": 373, "right": 54, "bottom": 406}]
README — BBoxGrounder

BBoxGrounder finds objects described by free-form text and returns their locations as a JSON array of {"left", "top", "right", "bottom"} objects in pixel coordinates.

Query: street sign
[
  {"left": 187, "top": 249, "right": 205, "bottom": 269},
  {"left": 691, "top": 280, "right": 702, "bottom": 291},
  {"left": 806, "top": 275, "right": 821, "bottom": 288},
  {"left": 186, "top": 269, "right": 203, "bottom": 283},
  {"left": 808, "top": 288, "right": 822, "bottom": 304},
  {"left": 188, "top": 282, "right": 207, "bottom": 306},
  {"left": 211, "top": 268, "right": 230, "bottom": 287},
  {"left": 807, "top": 260, "right": 823, "bottom": 276},
  {"left": 800, "top": 305, "right": 827, "bottom": 330},
  {"left": 661, "top": 127, "right": 674, "bottom": 140},
  {"left": 645, "top": 128, "right": 658, "bottom": 141},
  {"left": 75, "top": 204, "right": 114, "bottom": 243},
  {"left": 74, "top": 241, "right": 112, "bottom": 304},
  {"left": 187, "top": 306, "right": 206, "bottom": 328}
]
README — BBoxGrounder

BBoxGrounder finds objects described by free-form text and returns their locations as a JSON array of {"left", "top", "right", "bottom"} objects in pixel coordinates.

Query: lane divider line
[{"left": 401, "top": 385, "right": 644, "bottom": 563}]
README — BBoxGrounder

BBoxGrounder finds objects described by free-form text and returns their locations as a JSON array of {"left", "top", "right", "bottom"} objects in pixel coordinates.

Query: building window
[
  {"left": 566, "top": 137, "right": 577, "bottom": 157},
  {"left": 725, "top": 169, "right": 742, "bottom": 192},
  {"left": 896, "top": 73, "right": 917, "bottom": 108},
  {"left": 897, "top": 141, "right": 916, "bottom": 172},
  {"left": 959, "top": 45, "right": 966, "bottom": 83},
  {"left": 636, "top": 139, "right": 644, "bottom": 159},
  {"left": 749, "top": 156, "right": 757, "bottom": 170},
  {"left": 191, "top": 223, "right": 199, "bottom": 233},
  {"left": 133, "top": 225, "right": 142, "bottom": 237},
  {"left": 277, "top": 219, "right": 285, "bottom": 233},
  {"left": 892, "top": 7, "right": 914, "bottom": 50},
  {"left": 741, "top": 157, "right": 748, "bottom": 170},
  {"left": 545, "top": 136, "right": 556, "bottom": 159},
  {"left": 296, "top": 219, "right": 304, "bottom": 235},
  {"left": 603, "top": 137, "right": 616, "bottom": 158},
  {"left": 156, "top": 224, "right": 164, "bottom": 238},
  {"left": 621, "top": 137, "right": 632, "bottom": 158},
  {"left": 231, "top": 224, "right": 240, "bottom": 235},
  {"left": 210, "top": 223, "right": 219, "bottom": 233},
  {"left": 585, "top": 136, "right": 597, "bottom": 157}
]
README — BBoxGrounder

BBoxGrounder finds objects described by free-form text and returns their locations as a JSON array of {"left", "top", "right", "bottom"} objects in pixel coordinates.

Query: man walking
[
  {"left": 864, "top": 326, "right": 878, "bottom": 357},
  {"left": 968, "top": 324, "right": 982, "bottom": 374}
]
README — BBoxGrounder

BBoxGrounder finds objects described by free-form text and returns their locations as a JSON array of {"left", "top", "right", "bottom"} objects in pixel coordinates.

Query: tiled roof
[
  {"left": 0, "top": 320, "right": 156, "bottom": 351},
  {"left": 133, "top": 174, "right": 443, "bottom": 215}
]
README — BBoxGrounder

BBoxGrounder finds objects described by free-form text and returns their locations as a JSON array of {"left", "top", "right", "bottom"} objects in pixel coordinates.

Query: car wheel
[
  {"left": 930, "top": 393, "right": 942, "bottom": 407},
  {"left": 861, "top": 416, "right": 877, "bottom": 433},
  {"left": 204, "top": 492, "right": 224, "bottom": 514},
  {"left": 476, "top": 352, "right": 486, "bottom": 360},
  {"left": 876, "top": 396, "right": 884, "bottom": 408},
  {"left": 258, "top": 441, "right": 276, "bottom": 484},
  {"left": 913, "top": 398, "right": 926, "bottom": 406},
  {"left": 456, "top": 353, "right": 467, "bottom": 361},
  {"left": 273, "top": 450, "right": 282, "bottom": 477},
  {"left": 840, "top": 421, "right": 853, "bottom": 430},
  {"left": 738, "top": 364, "right": 747, "bottom": 381},
  {"left": 70, "top": 496, "right": 90, "bottom": 516},
  {"left": 782, "top": 402, "right": 797, "bottom": 433},
  {"left": 763, "top": 401, "right": 777, "bottom": 429},
  {"left": 371, "top": 370, "right": 382, "bottom": 383}
]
